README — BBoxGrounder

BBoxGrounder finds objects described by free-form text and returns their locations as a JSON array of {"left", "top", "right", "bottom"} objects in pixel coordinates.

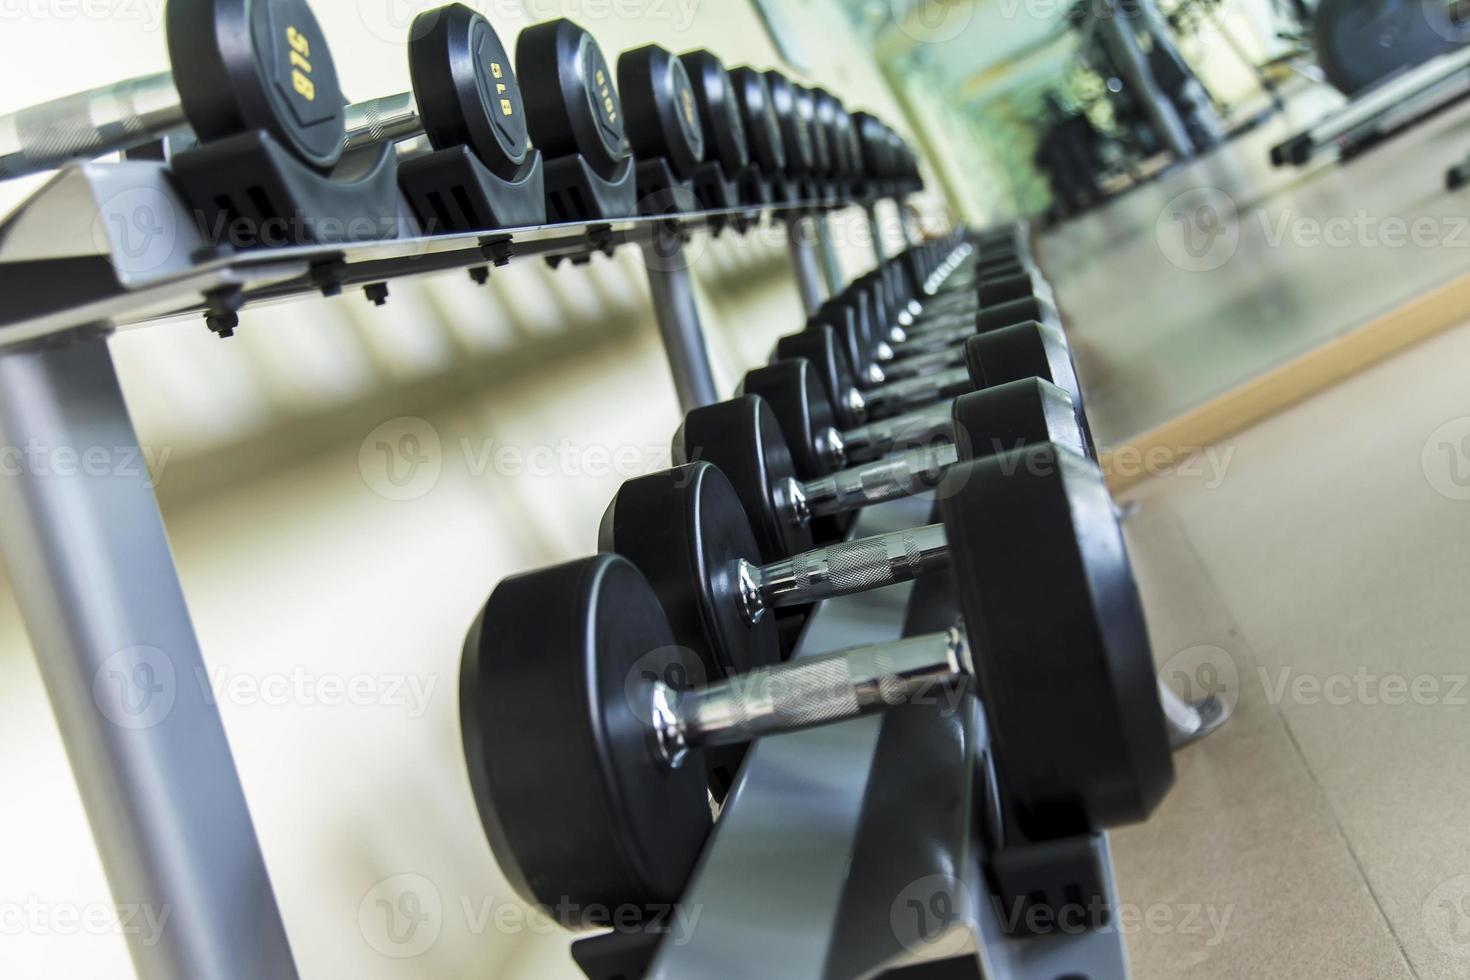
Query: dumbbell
[
  {"left": 0, "top": 0, "right": 344, "bottom": 180},
  {"left": 674, "top": 377, "right": 1083, "bottom": 562},
  {"left": 791, "top": 84, "right": 833, "bottom": 186},
  {"left": 679, "top": 51, "right": 749, "bottom": 179},
  {"left": 762, "top": 71, "right": 817, "bottom": 188},
  {"left": 618, "top": 45, "right": 705, "bottom": 182},
  {"left": 749, "top": 320, "right": 1094, "bottom": 477},
  {"left": 726, "top": 67, "right": 787, "bottom": 180},
  {"left": 775, "top": 306, "right": 1081, "bottom": 443},
  {"left": 470, "top": 446, "right": 1169, "bottom": 923},
  {"left": 835, "top": 270, "right": 1058, "bottom": 386},
  {"left": 337, "top": 4, "right": 528, "bottom": 181},
  {"left": 516, "top": 19, "right": 627, "bottom": 180}
]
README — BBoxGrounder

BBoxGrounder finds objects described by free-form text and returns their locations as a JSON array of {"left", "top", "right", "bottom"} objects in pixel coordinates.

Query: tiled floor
[{"left": 1112, "top": 312, "right": 1470, "bottom": 979}]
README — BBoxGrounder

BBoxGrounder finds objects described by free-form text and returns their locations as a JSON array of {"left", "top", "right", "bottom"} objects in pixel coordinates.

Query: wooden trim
[{"left": 1101, "top": 270, "right": 1470, "bottom": 492}]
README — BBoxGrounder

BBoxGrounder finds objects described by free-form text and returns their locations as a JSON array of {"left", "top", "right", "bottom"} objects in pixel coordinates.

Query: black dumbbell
[
  {"left": 774, "top": 300, "right": 1076, "bottom": 437},
  {"left": 726, "top": 66, "right": 786, "bottom": 179},
  {"left": 516, "top": 19, "right": 627, "bottom": 180},
  {"left": 675, "top": 377, "right": 1083, "bottom": 562},
  {"left": 617, "top": 44, "right": 705, "bottom": 181},
  {"left": 0, "top": 0, "right": 344, "bottom": 180},
  {"left": 749, "top": 320, "right": 1094, "bottom": 477},
  {"left": 791, "top": 84, "right": 833, "bottom": 185},
  {"left": 679, "top": 50, "right": 749, "bottom": 179},
  {"left": 337, "top": 4, "right": 529, "bottom": 181},
  {"left": 762, "top": 70, "right": 816, "bottom": 187},
  {"left": 466, "top": 447, "right": 1169, "bottom": 924}
]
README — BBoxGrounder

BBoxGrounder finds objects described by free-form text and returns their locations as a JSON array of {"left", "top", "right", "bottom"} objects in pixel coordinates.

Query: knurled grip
[
  {"left": 805, "top": 444, "right": 956, "bottom": 518},
  {"left": 843, "top": 410, "right": 954, "bottom": 464},
  {"left": 760, "top": 523, "right": 950, "bottom": 610},
  {"left": 766, "top": 657, "right": 861, "bottom": 728},
  {"left": 0, "top": 73, "right": 184, "bottom": 180},
  {"left": 866, "top": 366, "right": 971, "bottom": 417}
]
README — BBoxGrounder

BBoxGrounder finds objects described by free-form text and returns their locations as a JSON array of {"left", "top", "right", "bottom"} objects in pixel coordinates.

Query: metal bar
[
  {"left": 0, "top": 72, "right": 184, "bottom": 181},
  {"left": 812, "top": 213, "right": 846, "bottom": 296},
  {"left": 786, "top": 216, "right": 826, "bottom": 315},
  {"left": 0, "top": 329, "right": 297, "bottom": 980},
  {"left": 865, "top": 204, "right": 888, "bottom": 267},
  {"left": 640, "top": 231, "right": 719, "bottom": 411}
]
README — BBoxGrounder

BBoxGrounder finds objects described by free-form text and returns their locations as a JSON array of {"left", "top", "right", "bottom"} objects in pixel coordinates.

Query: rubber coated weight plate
[
  {"left": 516, "top": 19, "right": 625, "bottom": 176},
  {"left": 793, "top": 85, "right": 832, "bottom": 177},
  {"left": 740, "top": 359, "right": 841, "bottom": 480},
  {"left": 674, "top": 396, "right": 813, "bottom": 562},
  {"left": 460, "top": 555, "right": 711, "bottom": 925},
  {"left": 408, "top": 4, "right": 528, "bottom": 180},
  {"left": 167, "top": 0, "right": 345, "bottom": 170},
  {"left": 812, "top": 89, "right": 848, "bottom": 176},
  {"left": 681, "top": 50, "right": 749, "bottom": 174},
  {"left": 951, "top": 378, "right": 1084, "bottom": 463},
  {"left": 966, "top": 322, "right": 1094, "bottom": 452},
  {"left": 618, "top": 45, "right": 705, "bottom": 180},
  {"left": 940, "top": 446, "right": 1172, "bottom": 839},
  {"left": 763, "top": 71, "right": 815, "bottom": 177},
  {"left": 600, "top": 462, "right": 781, "bottom": 678},
  {"left": 851, "top": 111, "right": 887, "bottom": 178},
  {"left": 728, "top": 67, "right": 786, "bottom": 174},
  {"left": 977, "top": 294, "right": 1058, "bottom": 333},
  {"left": 774, "top": 324, "right": 863, "bottom": 430}
]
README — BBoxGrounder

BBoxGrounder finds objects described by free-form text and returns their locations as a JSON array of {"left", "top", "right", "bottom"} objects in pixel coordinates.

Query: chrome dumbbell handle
[
  {"left": 863, "top": 365, "right": 971, "bottom": 419},
  {"left": 0, "top": 72, "right": 185, "bottom": 180},
  {"left": 841, "top": 408, "right": 954, "bottom": 465},
  {"left": 651, "top": 628, "right": 970, "bottom": 767},
  {"left": 739, "top": 522, "right": 949, "bottom": 625},
  {"left": 794, "top": 442, "right": 957, "bottom": 523},
  {"left": 342, "top": 92, "right": 427, "bottom": 153},
  {"left": 877, "top": 342, "right": 966, "bottom": 382}
]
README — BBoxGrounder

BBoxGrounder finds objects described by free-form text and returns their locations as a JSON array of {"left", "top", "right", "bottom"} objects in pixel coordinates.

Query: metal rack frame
[{"left": 0, "top": 161, "right": 1136, "bottom": 978}]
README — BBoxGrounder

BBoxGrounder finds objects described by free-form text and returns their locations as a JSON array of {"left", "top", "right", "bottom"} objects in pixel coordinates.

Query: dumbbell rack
[{"left": 0, "top": 162, "right": 1132, "bottom": 979}]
